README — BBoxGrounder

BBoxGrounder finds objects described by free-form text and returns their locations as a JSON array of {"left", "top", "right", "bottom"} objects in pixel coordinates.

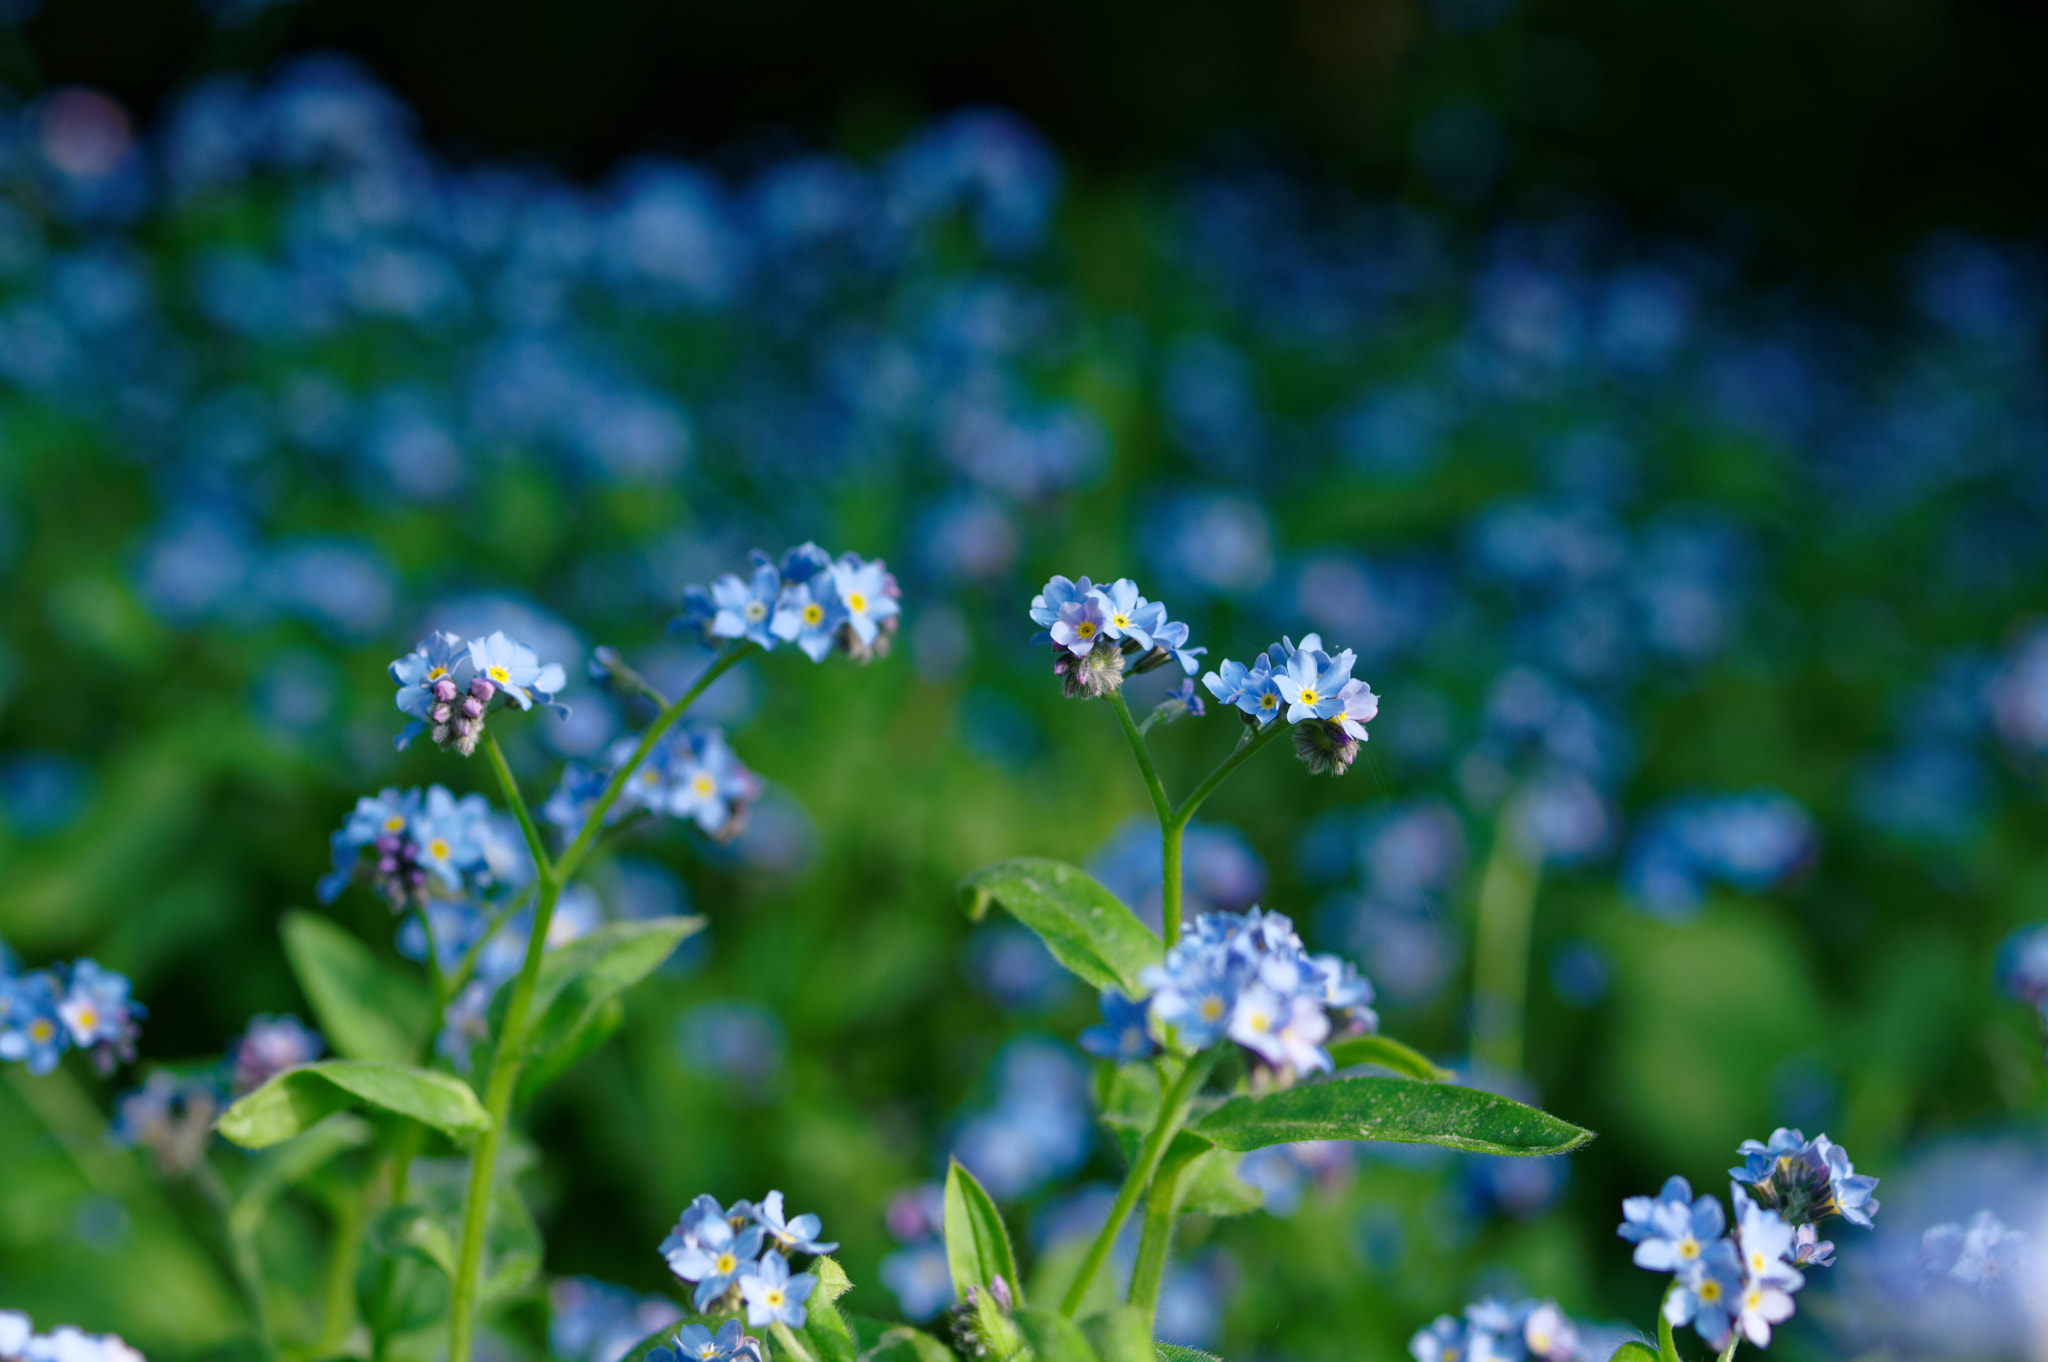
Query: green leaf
[
  {"left": 803, "top": 1298, "right": 859, "bottom": 1362},
  {"left": 1177, "top": 1145, "right": 1264, "bottom": 1218},
  {"left": 215, "top": 1060, "right": 491, "bottom": 1149},
  {"left": 945, "top": 1158, "right": 1023, "bottom": 1307},
  {"left": 1190, "top": 1076, "right": 1593, "bottom": 1157},
  {"left": 960, "top": 859, "right": 1161, "bottom": 994},
  {"left": 369, "top": 1203, "right": 457, "bottom": 1277},
  {"left": 618, "top": 1319, "right": 685, "bottom": 1362},
  {"left": 515, "top": 915, "right": 704, "bottom": 1105},
  {"left": 1657, "top": 1310, "right": 1682, "bottom": 1362},
  {"left": 369, "top": 1186, "right": 539, "bottom": 1304},
  {"left": 858, "top": 1328, "right": 955, "bottom": 1362},
  {"left": 281, "top": 910, "right": 431, "bottom": 1064},
  {"left": 1610, "top": 1344, "right": 1661, "bottom": 1362},
  {"left": 1324, "top": 1033, "right": 1453, "bottom": 1082},
  {"left": 1080, "top": 1307, "right": 1153, "bottom": 1362},
  {"left": 1014, "top": 1308, "right": 1100, "bottom": 1362},
  {"left": 815, "top": 1254, "right": 855, "bottom": 1304},
  {"left": 1155, "top": 1347, "right": 1226, "bottom": 1362},
  {"left": 1098, "top": 1062, "right": 1163, "bottom": 1130}
]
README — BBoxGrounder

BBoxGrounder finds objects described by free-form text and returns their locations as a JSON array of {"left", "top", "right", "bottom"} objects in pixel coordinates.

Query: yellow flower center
[
  {"left": 1075, "top": 621, "right": 1096, "bottom": 639},
  {"left": 29, "top": 1019, "right": 54, "bottom": 1044},
  {"left": 383, "top": 815, "right": 406, "bottom": 832},
  {"left": 764, "top": 1289, "right": 785, "bottom": 1308},
  {"left": 1299, "top": 688, "right": 1318, "bottom": 705},
  {"left": 1111, "top": 613, "right": 1129, "bottom": 629},
  {"left": 693, "top": 775, "right": 716, "bottom": 798},
  {"left": 715, "top": 1252, "right": 737, "bottom": 1274},
  {"left": 1745, "top": 1289, "right": 1762, "bottom": 1309},
  {"left": 488, "top": 665, "right": 511, "bottom": 684},
  {"left": 75, "top": 1007, "right": 99, "bottom": 1031},
  {"left": 1678, "top": 1237, "right": 1699, "bottom": 1260},
  {"left": 802, "top": 603, "right": 824, "bottom": 625},
  {"left": 1699, "top": 1280, "right": 1722, "bottom": 1303},
  {"left": 641, "top": 769, "right": 661, "bottom": 785},
  {"left": 1199, "top": 997, "right": 1225, "bottom": 1021},
  {"left": 1246, "top": 1009, "right": 1269, "bottom": 1031},
  {"left": 847, "top": 591, "right": 868, "bottom": 613},
  {"left": 426, "top": 665, "right": 447, "bottom": 681},
  {"left": 428, "top": 838, "right": 450, "bottom": 861},
  {"left": 1259, "top": 694, "right": 1278, "bottom": 709}
]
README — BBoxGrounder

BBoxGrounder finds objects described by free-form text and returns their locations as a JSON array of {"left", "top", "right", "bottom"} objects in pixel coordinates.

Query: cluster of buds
[
  {"left": 946, "top": 1276, "right": 1018, "bottom": 1361},
  {"left": 390, "top": 629, "right": 569, "bottom": 755},
  {"left": 1028, "top": 576, "right": 1205, "bottom": 700}
]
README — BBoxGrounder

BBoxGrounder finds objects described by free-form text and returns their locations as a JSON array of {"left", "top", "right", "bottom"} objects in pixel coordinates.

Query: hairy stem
[
  {"left": 769, "top": 1322, "right": 818, "bottom": 1362},
  {"left": 446, "top": 646, "right": 747, "bottom": 1362},
  {"left": 1059, "top": 1050, "right": 1219, "bottom": 1317},
  {"left": 1160, "top": 818, "right": 1185, "bottom": 948},
  {"left": 1470, "top": 818, "right": 1540, "bottom": 1076},
  {"left": 1127, "top": 1149, "right": 1195, "bottom": 1319},
  {"left": 1107, "top": 689, "right": 1174, "bottom": 829}
]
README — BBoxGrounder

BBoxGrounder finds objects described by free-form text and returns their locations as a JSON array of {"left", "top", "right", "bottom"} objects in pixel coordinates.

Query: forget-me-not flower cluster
[
  {"left": 1618, "top": 1129, "right": 1880, "bottom": 1352},
  {"left": 1203, "top": 633, "right": 1380, "bottom": 776},
  {"left": 549, "top": 1276, "right": 683, "bottom": 1362},
  {"left": 1409, "top": 1296, "right": 1638, "bottom": 1362},
  {"left": 546, "top": 724, "right": 762, "bottom": 842},
  {"left": 658, "top": 1190, "right": 834, "bottom": 1341},
  {"left": 1028, "top": 575, "right": 1206, "bottom": 700},
  {"left": 390, "top": 629, "right": 570, "bottom": 755},
  {"left": 0, "top": 955, "right": 143, "bottom": 1077},
  {"left": 0, "top": 1313, "right": 145, "bottom": 1362},
  {"left": 674, "top": 543, "right": 901, "bottom": 665},
  {"left": 318, "top": 784, "right": 521, "bottom": 911},
  {"left": 1086, "top": 907, "right": 1376, "bottom": 1083}
]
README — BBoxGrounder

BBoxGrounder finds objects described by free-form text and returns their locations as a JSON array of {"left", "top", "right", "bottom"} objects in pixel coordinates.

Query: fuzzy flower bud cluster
[
  {"left": 1203, "top": 634, "right": 1379, "bottom": 775},
  {"left": 0, "top": 1313, "right": 144, "bottom": 1362},
  {"left": 318, "top": 784, "right": 518, "bottom": 911},
  {"left": 658, "top": 1190, "right": 836, "bottom": 1344},
  {"left": 674, "top": 543, "right": 901, "bottom": 664},
  {"left": 545, "top": 724, "right": 762, "bottom": 842},
  {"left": 1618, "top": 1128, "right": 1879, "bottom": 1352},
  {"left": 1411, "top": 1297, "right": 1638, "bottom": 1362},
  {"left": 1080, "top": 907, "right": 1376, "bottom": 1084},
  {"left": 0, "top": 956, "right": 143, "bottom": 1077},
  {"left": 390, "top": 629, "right": 570, "bottom": 755},
  {"left": 1028, "top": 575, "right": 1206, "bottom": 699},
  {"left": 110, "top": 1014, "right": 324, "bottom": 1174}
]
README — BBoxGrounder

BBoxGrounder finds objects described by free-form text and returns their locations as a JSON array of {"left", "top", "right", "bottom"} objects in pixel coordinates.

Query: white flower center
[{"left": 745, "top": 602, "right": 766, "bottom": 620}]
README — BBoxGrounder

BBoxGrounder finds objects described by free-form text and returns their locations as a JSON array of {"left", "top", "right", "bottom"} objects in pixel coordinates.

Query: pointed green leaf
[
  {"left": 281, "top": 910, "right": 431, "bottom": 1064},
  {"left": 960, "top": 859, "right": 1161, "bottom": 994},
  {"left": 1155, "top": 1347, "right": 1226, "bottom": 1362},
  {"left": 1081, "top": 1307, "right": 1153, "bottom": 1362},
  {"left": 945, "top": 1158, "right": 1024, "bottom": 1307},
  {"left": 1015, "top": 1308, "right": 1100, "bottom": 1362},
  {"left": 1611, "top": 1344, "right": 1661, "bottom": 1362},
  {"left": 1178, "top": 1145, "right": 1264, "bottom": 1218},
  {"left": 1325, "top": 1033, "right": 1453, "bottom": 1082},
  {"left": 1190, "top": 1076, "right": 1593, "bottom": 1157},
  {"left": 515, "top": 916, "right": 704, "bottom": 1105},
  {"left": 858, "top": 1328, "right": 955, "bottom": 1362},
  {"left": 216, "top": 1060, "right": 491, "bottom": 1149},
  {"left": 814, "top": 1254, "right": 855, "bottom": 1304}
]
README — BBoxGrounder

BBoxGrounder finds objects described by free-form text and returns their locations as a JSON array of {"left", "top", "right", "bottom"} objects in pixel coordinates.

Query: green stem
[
  {"left": 1127, "top": 1149, "right": 1194, "bottom": 1319},
  {"left": 1160, "top": 818, "right": 1185, "bottom": 948},
  {"left": 556, "top": 643, "right": 755, "bottom": 884},
  {"left": 316, "top": 1176, "right": 365, "bottom": 1352},
  {"left": 1106, "top": 689, "right": 1173, "bottom": 828},
  {"left": 1172, "top": 721, "right": 1286, "bottom": 828},
  {"left": 1059, "top": 1050, "right": 1219, "bottom": 1317},
  {"left": 770, "top": 1321, "right": 818, "bottom": 1362},
  {"left": 445, "top": 645, "right": 748, "bottom": 1362},
  {"left": 369, "top": 1109, "right": 424, "bottom": 1361},
  {"left": 1471, "top": 818, "right": 1541, "bottom": 1075}
]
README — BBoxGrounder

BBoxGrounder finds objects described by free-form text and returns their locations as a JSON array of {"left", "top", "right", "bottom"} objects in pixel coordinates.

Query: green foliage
[
  {"left": 858, "top": 1328, "right": 956, "bottom": 1362},
  {"left": 1657, "top": 1311, "right": 1683, "bottom": 1362},
  {"left": 1154, "top": 1347, "right": 1226, "bottom": 1362},
  {"left": 959, "top": 859, "right": 1161, "bottom": 995},
  {"left": 215, "top": 1060, "right": 492, "bottom": 1149},
  {"left": 1175, "top": 1143, "right": 1265, "bottom": 1218},
  {"left": 279, "top": 910, "right": 431, "bottom": 1065},
  {"left": 1014, "top": 1308, "right": 1099, "bottom": 1362},
  {"left": 1324, "top": 1034, "right": 1453, "bottom": 1083},
  {"left": 511, "top": 915, "right": 704, "bottom": 1105},
  {"left": 1609, "top": 1344, "right": 1661, "bottom": 1362},
  {"left": 944, "top": 1158, "right": 1024, "bottom": 1306},
  {"left": 1190, "top": 1076, "right": 1593, "bottom": 1156}
]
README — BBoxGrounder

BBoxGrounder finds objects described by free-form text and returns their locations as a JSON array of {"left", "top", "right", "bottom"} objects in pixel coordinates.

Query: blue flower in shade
[
  {"left": 542, "top": 764, "right": 611, "bottom": 830},
  {"left": 57, "top": 960, "right": 144, "bottom": 1068},
  {"left": 657, "top": 1321, "right": 755, "bottom": 1362},
  {"left": 1277, "top": 646, "right": 1356, "bottom": 723},
  {"left": 1079, "top": 989, "right": 1157, "bottom": 1061},
  {"left": 1631, "top": 1182, "right": 1727, "bottom": 1275},
  {"left": 1409, "top": 1315, "right": 1469, "bottom": 1362},
  {"left": 1089, "top": 579, "right": 1163, "bottom": 649},
  {"left": 771, "top": 580, "right": 843, "bottom": 662},
  {"left": 739, "top": 1250, "right": 816, "bottom": 1329},
  {"left": 771, "top": 542, "right": 834, "bottom": 586},
  {"left": 1619, "top": 1175, "right": 1695, "bottom": 1244},
  {"left": 390, "top": 631, "right": 472, "bottom": 749},
  {"left": 1730, "top": 1128, "right": 1881, "bottom": 1228},
  {"left": 711, "top": 564, "right": 782, "bottom": 649},
  {"left": 228, "top": 1013, "right": 323, "bottom": 1095},
  {"left": 752, "top": 1190, "right": 838, "bottom": 1255},
  {"left": 1165, "top": 677, "right": 1205, "bottom": 718},
  {"left": 831, "top": 555, "right": 900, "bottom": 648},
  {"left": 665, "top": 1208, "right": 766, "bottom": 1311},
  {"left": 1662, "top": 1238, "right": 1743, "bottom": 1350},
  {"left": 0, "top": 972, "right": 68, "bottom": 1074},
  {"left": 670, "top": 584, "right": 719, "bottom": 642},
  {"left": 1791, "top": 1223, "right": 1835, "bottom": 1267},
  {"left": 1029, "top": 575, "right": 1098, "bottom": 639},
  {"left": 1151, "top": 617, "right": 1207, "bottom": 675},
  {"left": 879, "top": 1241, "right": 954, "bottom": 1322},
  {"left": 1050, "top": 593, "right": 1109, "bottom": 657},
  {"left": 468, "top": 631, "right": 569, "bottom": 716},
  {"left": 666, "top": 727, "right": 761, "bottom": 837},
  {"left": 1140, "top": 951, "right": 1239, "bottom": 1050}
]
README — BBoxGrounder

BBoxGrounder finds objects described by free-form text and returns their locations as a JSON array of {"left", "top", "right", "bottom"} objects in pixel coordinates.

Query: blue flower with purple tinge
[
  {"left": 675, "top": 544, "right": 901, "bottom": 664},
  {"left": 1202, "top": 634, "right": 1378, "bottom": 773},
  {"left": 752, "top": 1190, "right": 838, "bottom": 1255},
  {"left": 387, "top": 629, "right": 569, "bottom": 755},
  {"left": 1625, "top": 1177, "right": 1726, "bottom": 1275},
  {"left": 1202, "top": 655, "right": 1282, "bottom": 725},
  {"left": 1027, "top": 574, "right": 1207, "bottom": 699},
  {"left": 391, "top": 631, "right": 471, "bottom": 750},
  {"left": 1079, "top": 989, "right": 1158, "bottom": 1062},
  {"left": 227, "top": 1013, "right": 323, "bottom": 1095},
  {"left": 1729, "top": 1127, "right": 1880, "bottom": 1229},
  {"left": 321, "top": 784, "right": 502, "bottom": 909},
  {"left": 58, "top": 960, "right": 144, "bottom": 1069}
]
